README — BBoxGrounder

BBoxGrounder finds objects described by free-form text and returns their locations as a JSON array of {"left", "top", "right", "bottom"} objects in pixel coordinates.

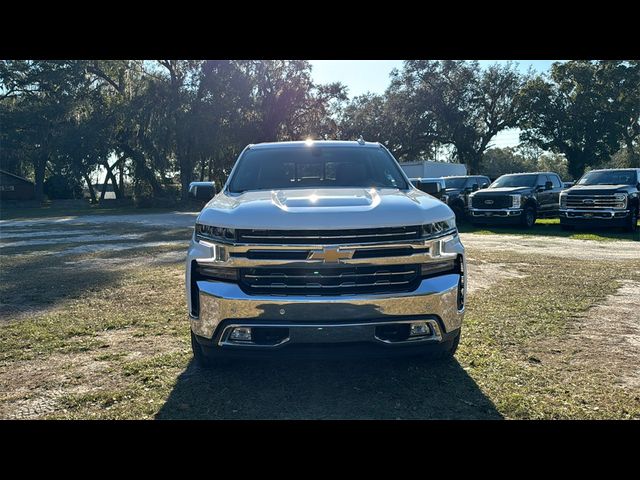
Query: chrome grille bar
[
  {"left": 255, "top": 280, "right": 413, "bottom": 289},
  {"left": 239, "top": 264, "right": 421, "bottom": 295},
  {"left": 244, "top": 270, "right": 416, "bottom": 280},
  {"left": 236, "top": 226, "right": 421, "bottom": 245},
  {"left": 240, "top": 231, "right": 419, "bottom": 240},
  {"left": 566, "top": 194, "right": 624, "bottom": 209}
]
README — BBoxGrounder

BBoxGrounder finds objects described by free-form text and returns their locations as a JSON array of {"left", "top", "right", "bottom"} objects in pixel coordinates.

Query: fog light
[
  {"left": 409, "top": 322, "right": 432, "bottom": 337},
  {"left": 230, "top": 327, "right": 252, "bottom": 342}
]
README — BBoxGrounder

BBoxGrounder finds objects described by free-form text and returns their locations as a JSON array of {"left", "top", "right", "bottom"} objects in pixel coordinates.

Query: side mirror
[
  {"left": 480, "top": 182, "right": 489, "bottom": 189},
  {"left": 545, "top": 181, "right": 553, "bottom": 190},
  {"left": 416, "top": 180, "right": 442, "bottom": 196},
  {"left": 188, "top": 181, "right": 217, "bottom": 201}
]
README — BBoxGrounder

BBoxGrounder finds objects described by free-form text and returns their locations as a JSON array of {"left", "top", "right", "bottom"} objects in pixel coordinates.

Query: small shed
[{"left": 0, "top": 169, "right": 35, "bottom": 201}]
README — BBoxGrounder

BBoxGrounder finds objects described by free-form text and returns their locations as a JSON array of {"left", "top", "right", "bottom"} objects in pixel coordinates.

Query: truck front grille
[
  {"left": 239, "top": 264, "right": 420, "bottom": 296},
  {"left": 565, "top": 195, "right": 624, "bottom": 209},
  {"left": 471, "top": 195, "right": 512, "bottom": 209},
  {"left": 236, "top": 226, "right": 421, "bottom": 245}
]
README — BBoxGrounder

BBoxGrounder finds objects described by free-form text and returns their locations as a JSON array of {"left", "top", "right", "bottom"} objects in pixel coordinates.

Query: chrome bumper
[
  {"left": 560, "top": 208, "right": 629, "bottom": 219},
  {"left": 216, "top": 319, "right": 443, "bottom": 348},
  {"left": 470, "top": 208, "right": 522, "bottom": 217},
  {"left": 190, "top": 273, "right": 463, "bottom": 342}
]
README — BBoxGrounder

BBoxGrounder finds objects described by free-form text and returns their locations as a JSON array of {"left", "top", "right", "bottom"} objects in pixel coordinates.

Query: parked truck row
[{"left": 410, "top": 169, "right": 640, "bottom": 232}]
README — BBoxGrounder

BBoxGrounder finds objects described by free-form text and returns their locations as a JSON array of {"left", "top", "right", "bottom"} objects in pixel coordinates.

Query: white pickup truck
[{"left": 186, "top": 140, "right": 466, "bottom": 367}]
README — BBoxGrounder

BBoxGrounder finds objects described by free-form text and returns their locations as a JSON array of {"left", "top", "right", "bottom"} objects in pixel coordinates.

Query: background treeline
[{"left": 1, "top": 60, "right": 638, "bottom": 203}]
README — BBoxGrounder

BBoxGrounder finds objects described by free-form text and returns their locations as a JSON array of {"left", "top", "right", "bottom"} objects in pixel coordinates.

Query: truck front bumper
[
  {"left": 190, "top": 273, "right": 464, "bottom": 352},
  {"left": 469, "top": 208, "right": 522, "bottom": 224},
  {"left": 560, "top": 209, "right": 630, "bottom": 227}
]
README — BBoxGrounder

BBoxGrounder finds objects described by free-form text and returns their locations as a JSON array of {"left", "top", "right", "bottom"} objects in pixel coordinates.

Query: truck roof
[
  {"left": 586, "top": 168, "right": 640, "bottom": 172},
  {"left": 247, "top": 140, "right": 380, "bottom": 150},
  {"left": 500, "top": 171, "right": 559, "bottom": 176}
]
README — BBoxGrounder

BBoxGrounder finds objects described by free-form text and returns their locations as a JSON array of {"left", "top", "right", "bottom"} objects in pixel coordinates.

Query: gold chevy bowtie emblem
[{"left": 308, "top": 247, "right": 355, "bottom": 263}]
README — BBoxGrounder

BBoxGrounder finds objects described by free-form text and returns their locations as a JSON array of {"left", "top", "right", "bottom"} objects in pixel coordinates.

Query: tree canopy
[{"left": 1, "top": 60, "right": 637, "bottom": 202}]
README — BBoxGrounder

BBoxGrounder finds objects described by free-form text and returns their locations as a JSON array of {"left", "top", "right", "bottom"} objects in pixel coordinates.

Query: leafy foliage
[
  {"left": 517, "top": 60, "right": 640, "bottom": 177},
  {"left": 1, "top": 60, "right": 638, "bottom": 202}
]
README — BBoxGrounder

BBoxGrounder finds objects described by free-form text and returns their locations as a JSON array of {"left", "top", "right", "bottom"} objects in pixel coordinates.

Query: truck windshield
[
  {"left": 577, "top": 170, "right": 637, "bottom": 186},
  {"left": 490, "top": 174, "right": 537, "bottom": 188},
  {"left": 444, "top": 178, "right": 467, "bottom": 189},
  {"left": 228, "top": 146, "right": 409, "bottom": 192}
]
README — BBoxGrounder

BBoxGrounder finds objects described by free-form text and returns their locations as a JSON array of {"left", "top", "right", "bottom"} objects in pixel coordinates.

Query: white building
[{"left": 399, "top": 161, "right": 467, "bottom": 179}]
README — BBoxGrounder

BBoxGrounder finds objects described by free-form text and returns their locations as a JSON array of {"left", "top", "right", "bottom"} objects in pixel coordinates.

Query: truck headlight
[
  {"left": 560, "top": 193, "right": 567, "bottom": 208},
  {"left": 421, "top": 217, "right": 457, "bottom": 239},
  {"left": 614, "top": 193, "right": 627, "bottom": 209},
  {"left": 195, "top": 223, "right": 236, "bottom": 243},
  {"left": 511, "top": 194, "right": 522, "bottom": 209}
]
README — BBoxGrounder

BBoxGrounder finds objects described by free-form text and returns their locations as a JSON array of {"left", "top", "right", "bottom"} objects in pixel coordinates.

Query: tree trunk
[
  {"left": 119, "top": 144, "right": 165, "bottom": 198},
  {"left": 626, "top": 137, "right": 639, "bottom": 168},
  {"left": 119, "top": 162, "right": 125, "bottom": 197},
  {"left": 566, "top": 150, "right": 589, "bottom": 180},
  {"left": 107, "top": 168, "right": 120, "bottom": 200},
  {"left": 99, "top": 179, "right": 109, "bottom": 202},
  {"left": 199, "top": 156, "right": 206, "bottom": 181},
  {"left": 458, "top": 152, "right": 480, "bottom": 175},
  {"left": 83, "top": 172, "right": 97, "bottom": 204},
  {"left": 34, "top": 154, "right": 47, "bottom": 202},
  {"left": 180, "top": 162, "right": 192, "bottom": 203}
]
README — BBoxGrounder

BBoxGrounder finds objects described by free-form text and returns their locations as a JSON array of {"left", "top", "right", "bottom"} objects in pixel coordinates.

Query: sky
[{"left": 309, "top": 60, "right": 560, "bottom": 149}]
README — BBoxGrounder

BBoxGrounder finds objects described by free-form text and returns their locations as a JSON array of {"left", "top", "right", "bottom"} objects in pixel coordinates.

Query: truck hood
[
  {"left": 197, "top": 188, "right": 455, "bottom": 230},
  {"left": 566, "top": 184, "right": 632, "bottom": 195},
  {"left": 472, "top": 186, "right": 532, "bottom": 195}
]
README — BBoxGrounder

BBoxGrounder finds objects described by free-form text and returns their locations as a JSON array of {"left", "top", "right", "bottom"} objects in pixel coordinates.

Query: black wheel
[
  {"left": 521, "top": 205, "right": 536, "bottom": 228},
  {"left": 191, "top": 331, "right": 216, "bottom": 368},
  {"left": 422, "top": 330, "right": 461, "bottom": 360},
  {"left": 451, "top": 204, "right": 465, "bottom": 223},
  {"left": 625, "top": 207, "right": 638, "bottom": 233}
]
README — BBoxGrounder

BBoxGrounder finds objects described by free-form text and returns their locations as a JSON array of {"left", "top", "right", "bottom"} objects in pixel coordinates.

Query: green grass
[
  {"left": 459, "top": 218, "right": 640, "bottom": 242},
  {"left": 2, "top": 242, "right": 640, "bottom": 419}
]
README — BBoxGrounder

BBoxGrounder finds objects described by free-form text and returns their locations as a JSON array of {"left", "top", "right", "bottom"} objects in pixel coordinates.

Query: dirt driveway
[{"left": 1, "top": 212, "right": 639, "bottom": 419}]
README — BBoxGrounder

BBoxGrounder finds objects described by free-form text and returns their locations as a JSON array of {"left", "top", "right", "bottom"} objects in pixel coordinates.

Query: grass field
[
  {"left": 459, "top": 218, "right": 640, "bottom": 242},
  {"left": 1, "top": 210, "right": 639, "bottom": 419}
]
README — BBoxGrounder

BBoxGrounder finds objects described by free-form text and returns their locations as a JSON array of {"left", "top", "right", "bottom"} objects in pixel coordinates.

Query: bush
[{"left": 43, "top": 174, "right": 84, "bottom": 200}]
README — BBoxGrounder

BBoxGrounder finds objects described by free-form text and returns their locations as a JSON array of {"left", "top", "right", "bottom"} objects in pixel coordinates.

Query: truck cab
[{"left": 442, "top": 175, "right": 491, "bottom": 221}]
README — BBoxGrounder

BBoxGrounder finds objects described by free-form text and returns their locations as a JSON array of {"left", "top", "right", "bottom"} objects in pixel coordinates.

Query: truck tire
[
  {"left": 521, "top": 205, "right": 536, "bottom": 228},
  {"left": 451, "top": 203, "right": 465, "bottom": 223},
  {"left": 625, "top": 206, "right": 638, "bottom": 233},
  {"left": 191, "top": 331, "right": 216, "bottom": 368},
  {"left": 423, "top": 331, "right": 461, "bottom": 360}
]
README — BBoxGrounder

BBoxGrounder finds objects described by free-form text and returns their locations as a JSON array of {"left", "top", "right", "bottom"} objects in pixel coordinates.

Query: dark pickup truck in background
[
  {"left": 468, "top": 172, "right": 564, "bottom": 228},
  {"left": 442, "top": 175, "right": 491, "bottom": 221},
  {"left": 559, "top": 168, "right": 639, "bottom": 232}
]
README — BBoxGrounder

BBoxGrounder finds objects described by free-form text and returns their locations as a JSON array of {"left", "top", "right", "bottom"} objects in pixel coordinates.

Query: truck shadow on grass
[
  {"left": 0, "top": 252, "right": 123, "bottom": 320},
  {"left": 156, "top": 356, "right": 502, "bottom": 420}
]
